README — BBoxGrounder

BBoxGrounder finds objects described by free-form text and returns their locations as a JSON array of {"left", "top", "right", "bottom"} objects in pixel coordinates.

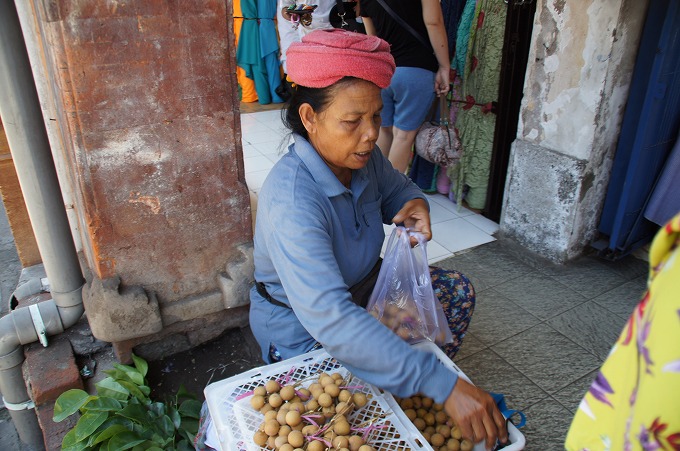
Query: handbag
[
  {"left": 329, "top": 0, "right": 366, "bottom": 33},
  {"left": 415, "top": 96, "right": 461, "bottom": 167},
  {"left": 366, "top": 227, "right": 453, "bottom": 346}
]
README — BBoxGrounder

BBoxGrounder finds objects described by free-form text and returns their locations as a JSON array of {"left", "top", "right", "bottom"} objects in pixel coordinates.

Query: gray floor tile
[
  {"left": 491, "top": 324, "right": 601, "bottom": 394},
  {"left": 546, "top": 301, "right": 624, "bottom": 361},
  {"left": 456, "top": 349, "right": 549, "bottom": 410},
  {"left": 552, "top": 370, "right": 597, "bottom": 414},
  {"left": 437, "top": 243, "right": 534, "bottom": 292},
  {"left": 592, "top": 275, "right": 646, "bottom": 319},
  {"left": 537, "top": 257, "right": 626, "bottom": 299},
  {"left": 454, "top": 331, "right": 488, "bottom": 361},
  {"left": 494, "top": 272, "right": 588, "bottom": 320},
  {"left": 467, "top": 289, "right": 541, "bottom": 346},
  {"left": 520, "top": 398, "right": 573, "bottom": 450},
  {"left": 603, "top": 254, "right": 648, "bottom": 279}
]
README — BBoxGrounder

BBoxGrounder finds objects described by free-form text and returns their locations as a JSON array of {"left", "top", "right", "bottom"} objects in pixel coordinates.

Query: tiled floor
[
  {"left": 241, "top": 110, "right": 500, "bottom": 263},
  {"left": 238, "top": 108, "right": 650, "bottom": 448}
]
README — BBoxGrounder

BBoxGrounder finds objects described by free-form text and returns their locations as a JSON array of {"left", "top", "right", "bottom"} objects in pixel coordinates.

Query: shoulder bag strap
[{"left": 375, "top": 0, "right": 431, "bottom": 51}]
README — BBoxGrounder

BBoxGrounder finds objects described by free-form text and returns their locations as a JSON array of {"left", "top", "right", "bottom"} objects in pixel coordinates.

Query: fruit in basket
[{"left": 266, "top": 379, "right": 281, "bottom": 393}]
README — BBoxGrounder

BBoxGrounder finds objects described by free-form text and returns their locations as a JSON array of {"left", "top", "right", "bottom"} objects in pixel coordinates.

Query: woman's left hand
[{"left": 392, "top": 198, "right": 432, "bottom": 244}]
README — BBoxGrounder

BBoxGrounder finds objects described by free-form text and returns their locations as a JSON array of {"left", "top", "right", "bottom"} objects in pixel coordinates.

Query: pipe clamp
[
  {"left": 28, "top": 304, "right": 48, "bottom": 347},
  {"left": 2, "top": 397, "right": 35, "bottom": 411}
]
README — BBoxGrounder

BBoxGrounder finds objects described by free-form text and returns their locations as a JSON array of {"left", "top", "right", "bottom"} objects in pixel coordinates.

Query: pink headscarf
[{"left": 286, "top": 29, "right": 396, "bottom": 89}]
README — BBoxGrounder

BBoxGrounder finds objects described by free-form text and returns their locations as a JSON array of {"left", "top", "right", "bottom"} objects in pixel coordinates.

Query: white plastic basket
[{"left": 204, "top": 342, "right": 525, "bottom": 451}]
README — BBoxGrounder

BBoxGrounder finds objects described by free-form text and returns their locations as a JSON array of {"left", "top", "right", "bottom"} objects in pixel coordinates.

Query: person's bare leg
[
  {"left": 388, "top": 127, "right": 418, "bottom": 173},
  {"left": 377, "top": 126, "right": 393, "bottom": 157}
]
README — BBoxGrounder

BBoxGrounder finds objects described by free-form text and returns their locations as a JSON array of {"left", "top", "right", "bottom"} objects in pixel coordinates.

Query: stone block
[
  {"left": 83, "top": 276, "right": 163, "bottom": 342},
  {"left": 218, "top": 242, "right": 254, "bottom": 309},
  {"left": 24, "top": 335, "right": 83, "bottom": 406}
]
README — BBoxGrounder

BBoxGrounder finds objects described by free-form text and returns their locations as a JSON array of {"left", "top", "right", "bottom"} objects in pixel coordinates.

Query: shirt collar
[{"left": 293, "top": 134, "right": 369, "bottom": 198}]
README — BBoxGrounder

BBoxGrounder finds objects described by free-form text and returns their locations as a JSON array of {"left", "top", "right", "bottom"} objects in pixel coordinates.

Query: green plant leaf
[
  {"left": 139, "top": 385, "right": 151, "bottom": 397},
  {"left": 131, "top": 353, "right": 148, "bottom": 378},
  {"left": 53, "top": 389, "right": 91, "bottom": 422},
  {"left": 179, "top": 428, "right": 196, "bottom": 444},
  {"left": 113, "top": 363, "right": 145, "bottom": 386},
  {"left": 74, "top": 411, "right": 108, "bottom": 442},
  {"left": 107, "top": 431, "right": 145, "bottom": 450},
  {"left": 88, "top": 424, "right": 128, "bottom": 446},
  {"left": 160, "top": 414, "right": 175, "bottom": 438},
  {"left": 61, "top": 427, "right": 88, "bottom": 450},
  {"left": 83, "top": 397, "right": 122, "bottom": 412},
  {"left": 148, "top": 402, "right": 166, "bottom": 418},
  {"left": 96, "top": 377, "right": 130, "bottom": 401},
  {"left": 145, "top": 447, "right": 164, "bottom": 451},
  {"left": 178, "top": 399, "right": 202, "bottom": 419},
  {"left": 117, "top": 380, "right": 148, "bottom": 403},
  {"left": 116, "top": 403, "right": 149, "bottom": 425},
  {"left": 169, "top": 406, "right": 181, "bottom": 429},
  {"left": 177, "top": 439, "right": 194, "bottom": 451},
  {"left": 176, "top": 385, "right": 196, "bottom": 401},
  {"left": 180, "top": 417, "right": 199, "bottom": 436}
]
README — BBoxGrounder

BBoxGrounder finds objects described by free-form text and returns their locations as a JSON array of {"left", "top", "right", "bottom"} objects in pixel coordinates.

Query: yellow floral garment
[{"left": 565, "top": 214, "right": 680, "bottom": 450}]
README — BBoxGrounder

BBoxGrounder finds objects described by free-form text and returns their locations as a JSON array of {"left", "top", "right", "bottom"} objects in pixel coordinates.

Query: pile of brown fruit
[
  {"left": 369, "top": 303, "right": 448, "bottom": 345},
  {"left": 394, "top": 394, "right": 475, "bottom": 451},
  {"left": 248, "top": 371, "right": 380, "bottom": 451}
]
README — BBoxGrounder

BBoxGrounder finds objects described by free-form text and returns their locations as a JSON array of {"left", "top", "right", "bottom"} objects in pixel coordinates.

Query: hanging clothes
[
  {"left": 236, "top": 0, "right": 284, "bottom": 105},
  {"left": 441, "top": 0, "right": 468, "bottom": 60},
  {"left": 451, "top": 0, "right": 478, "bottom": 78},
  {"left": 448, "top": 0, "right": 507, "bottom": 210},
  {"left": 234, "top": 0, "right": 258, "bottom": 102},
  {"left": 645, "top": 129, "right": 680, "bottom": 226}
]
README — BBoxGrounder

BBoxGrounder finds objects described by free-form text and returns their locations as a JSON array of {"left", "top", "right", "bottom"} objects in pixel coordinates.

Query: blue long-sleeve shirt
[{"left": 248, "top": 134, "right": 458, "bottom": 403}]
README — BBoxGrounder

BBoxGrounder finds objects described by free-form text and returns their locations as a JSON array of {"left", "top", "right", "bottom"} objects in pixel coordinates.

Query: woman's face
[{"left": 301, "top": 79, "right": 382, "bottom": 185}]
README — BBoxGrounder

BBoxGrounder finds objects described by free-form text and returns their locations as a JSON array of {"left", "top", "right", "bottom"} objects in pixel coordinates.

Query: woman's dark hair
[{"left": 281, "top": 77, "right": 360, "bottom": 140}]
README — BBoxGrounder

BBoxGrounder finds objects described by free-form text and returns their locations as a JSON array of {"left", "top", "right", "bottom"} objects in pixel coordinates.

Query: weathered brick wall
[{"left": 32, "top": 1, "right": 253, "bottom": 352}]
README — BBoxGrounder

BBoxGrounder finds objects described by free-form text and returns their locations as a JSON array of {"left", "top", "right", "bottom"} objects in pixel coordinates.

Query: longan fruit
[
  {"left": 253, "top": 386, "right": 267, "bottom": 397},
  {"left": 348, "top": 435, "right": 365, "bottom": 451},
  {"left": 285, "top": 410, "right": 302, "bottom": 427},
  {"left": 268, "top": 393, "right": 283, "bottom": 409},
  {"left": 318, "top": 393, "right": 333, "bottom": 408},
  {"left": 288, "top": 401, "right": 305, "bottom": 413},
  {"left": 431, "top": 433, "right": 445, "bottom": 447},
  {"left": 338, "top": 389, "right": 352, "bottom": 403},
  {"left": 404, "top": 408, "right": 417, "bottom": 421},
  {"left": 358, "top": 446, "right": 375, "bottom": 451},
  {"left": 265, "top": 379, "right": 280, "bottom": 394},
  {"left": 302, "top": 424, "right": 319, "bottom": 435},
  {"left": 460, "top": 439, "right": 473, "bottom": 451},
  {"left": 280, "top": 385, "right": 296, "bottom": 401},
  {"left": 276, "top": 408, "right": 289, "bottom": 425},
  {"left": 250, "top": 395, "right": 266, "bottom": 410},
  {"left": 451, "top": 426, "right": 463, "bottom": 440},
  {"left": 288, "top": 430, "right": 304, "bottom": 448},
  {"left": 253, "top": 430, "right": 268, "bottom": 447},
  {"left": 308, "top": 440, "right": 325, "bottom": 451},
  {"left": 437, "top": 424, "right": 451, "bottom": 439},
  {"left": 433, "top": 402, "right": 444, "bottom": 411},
  {"left": 306, "top": 399, "right": 319, "bottom": 411},
  {"left": 264, "top": 410, "right": 278, "bottom": 422},
  {"left": 425, "top": 426, "right": 436, "bottom": 436},
  {"left": 413, "top": 417, "right": 426, "bottom": 431},
  {"left": 319, "top": 375, "right": 335, "bottom": 387},
  {"left": 352, "top": 393, "right": 368, "bottom": 408},
  {"left": 424, "top": 412, "right": 436, "bottom": 426},
  {"left": 336, "top": 401, "right": 352, "bottom": 416},
  {"left": 417, "top": 408, "right": 428, "bottom": 419},
  {"left": 435, "top": 411, "right": 449, "bottom": 425},
  {"left": 324, "top": 383, "right": 340, "bottom": 397},
  {"left": 412, "top": 396, "right": 422, "bottom": 409},
  {"left": 267, "top": 436, "right": 276, "bottom": 449},
  {"left": 400, "top": 398, "right": 414, "bottom": 409},
  {"left": 274, "top": 435, "right": 289, "bottom": 448},
  {"left": 447, "top": 438, "right": 460, "bottom": 451},
  {"left": 279, "top": 445, "right": 294, "bottom": 451},
  {"left": 334, "top": 420, "right": 351, "bottom": 436},
  {"left": 278, "top": 425, "right": 292, "bottom": 437},
  {"left": 322, "top": 405, "right": 336, "bottom": 419},
  {"left": 422, "top": 431, "right": 432, "bottom": 442},
  {"left": 331, "top": 372, "right": 344, "bottom": 381},
  {"left": 333, "top": 436, "right": 350, "bottom": 448},
  {"left": 297, "top": 388, "right": 311, "bottom": 401},
  {"left": 264, "top": 419, "right": 280, "bottom": 436},
  {"left": 422, "top": 396, "right": 434, "bottom": 409}
]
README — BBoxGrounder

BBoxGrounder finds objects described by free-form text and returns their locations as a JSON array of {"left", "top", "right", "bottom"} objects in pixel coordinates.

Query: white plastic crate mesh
[{"left": 205, "top": 350, "right": 429, "bottom": 451}]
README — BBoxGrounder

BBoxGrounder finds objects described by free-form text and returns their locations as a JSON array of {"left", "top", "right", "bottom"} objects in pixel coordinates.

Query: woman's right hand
[{"left": 444, "top": 378, "right": 508, "bottom": 450}]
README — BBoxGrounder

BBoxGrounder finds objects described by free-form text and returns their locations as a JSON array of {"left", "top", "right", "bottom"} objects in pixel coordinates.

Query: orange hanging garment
[{"left": 234, "top": 0, "right": 258, "bottom": 103}]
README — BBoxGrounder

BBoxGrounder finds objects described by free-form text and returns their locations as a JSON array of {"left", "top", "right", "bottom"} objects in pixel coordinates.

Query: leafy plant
[{"left": 53, "top": 354, "right": 202, "bottom": 451}]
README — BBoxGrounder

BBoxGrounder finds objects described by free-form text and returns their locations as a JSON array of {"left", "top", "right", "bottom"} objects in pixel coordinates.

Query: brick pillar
[{"left": 31, "top": 1, "right": 253, "bottom": 357}]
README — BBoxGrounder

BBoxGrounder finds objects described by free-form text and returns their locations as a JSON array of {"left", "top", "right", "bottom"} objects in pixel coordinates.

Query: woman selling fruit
[{"left": 248, "top": 29, "right": 507, "bottom": 449}]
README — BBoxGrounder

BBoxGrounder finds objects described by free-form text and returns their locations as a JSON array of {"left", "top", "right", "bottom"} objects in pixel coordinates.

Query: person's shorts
[{"left": 381, "top": 67, "right": 436, "bottom": 131}]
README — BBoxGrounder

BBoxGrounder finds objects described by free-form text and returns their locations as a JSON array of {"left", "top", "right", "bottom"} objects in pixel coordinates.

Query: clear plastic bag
[{"left": 367, "top": 227, "right": 453, "bottom": 345}]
